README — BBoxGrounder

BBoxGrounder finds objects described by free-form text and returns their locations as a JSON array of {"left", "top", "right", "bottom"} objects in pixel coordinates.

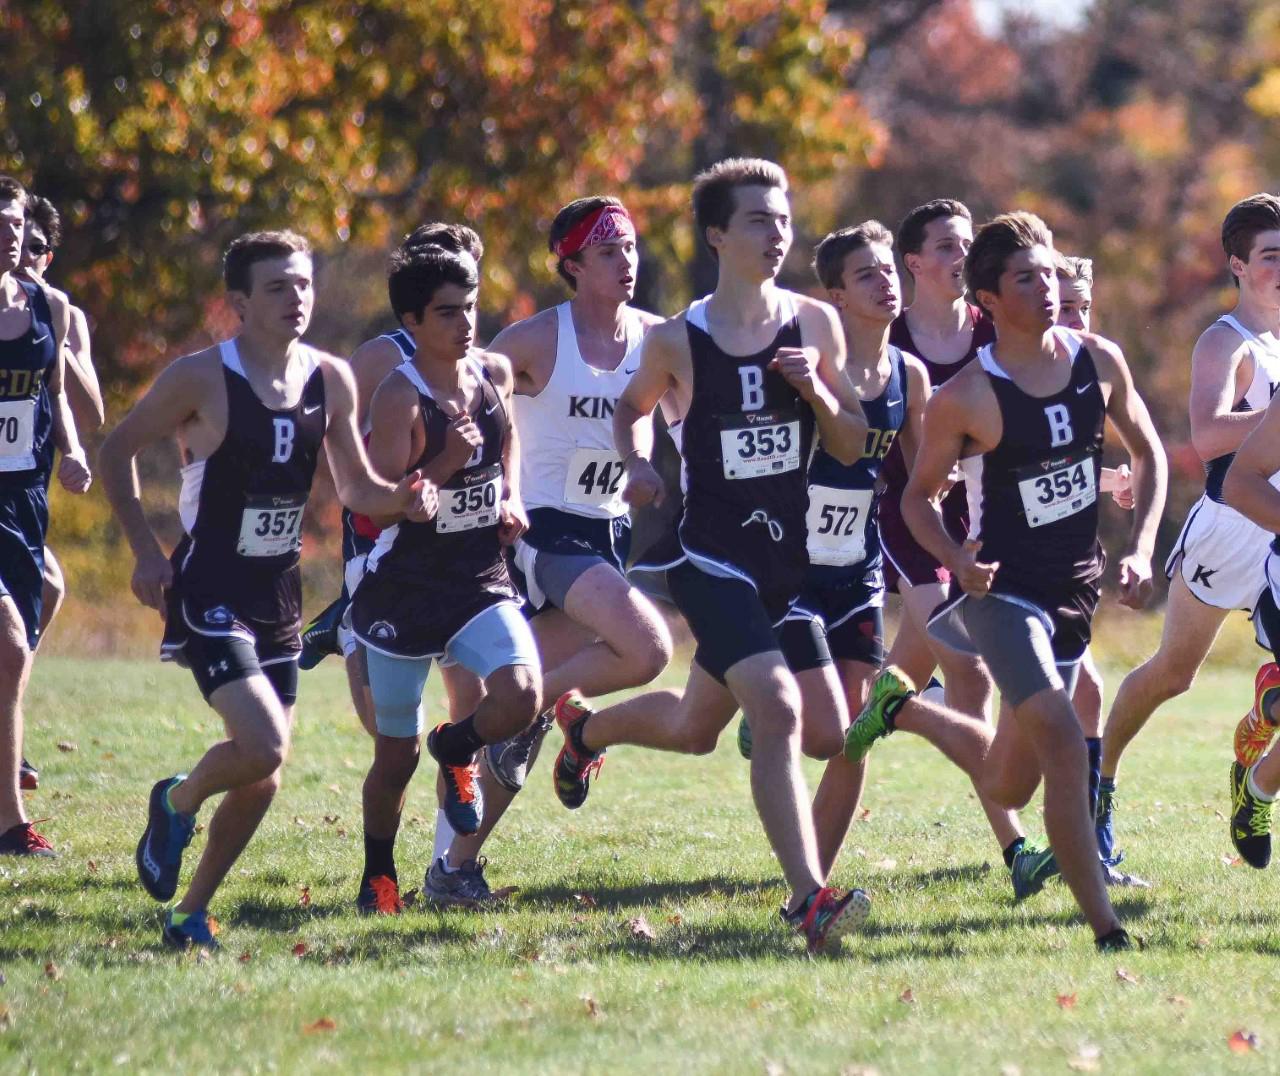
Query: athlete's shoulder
[
  {"left": 642, "top": 310, "right": 692, "bottom": 358},
  {"left": 1193, "top": 316, "right": 1252, "bottom": 362},
  {"left": 899, "top": 349, "right": 932, "bottom": 392},
  {"left": 474, "top": 347, "right": 514, "bottom": 391},
  {"left": 490, "top": 305, "right": 558, "bottom": 353},
  {"left": 933, "top": 353, "right": 993, "bottom": 407},
  {"left": 629, "top": 306, "right": 666, "bottom": 331},
  {"left": 348, "top": 332, "right": 407, "bottom": 369},
  {"left": 158, "top": 344, "right": 225, "bottom": 396}
]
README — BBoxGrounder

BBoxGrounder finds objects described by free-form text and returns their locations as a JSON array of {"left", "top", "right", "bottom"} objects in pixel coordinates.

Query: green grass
[{"left": 2, "top": 648, "right": 1277, "bottom": 1073}]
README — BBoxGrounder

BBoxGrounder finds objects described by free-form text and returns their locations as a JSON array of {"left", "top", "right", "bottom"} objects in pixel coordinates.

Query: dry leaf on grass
[
  {"left": 1167, "top": 995, "right": 1189, "bottom": 1007},
  {"left": 86, "top": 860, "right": 98, "bottom": 873},
  {"left": 0, "top": 1003, "right": 11, "bottom": 1030},
  {"left": 303, "top": 1017, "right": 337, "bottom": 1034},
  {"left": 573, "top": 892, "right": 597, "bottom": 908},
  {"left": 298, "top": 886, "right": 311, "bottom": 907},
  {"left": 667, "top": 913, "right": 684, "bottom": 926},
  {"left": 43, "top": 962, "right": 61, "bottom": 981},
  {"left": 1056, "top": 993, "right": 1078, "bottom": 1009},
  {"left": 876, "top": 858, "right": 897, "bottom": 871},
  {"left": 581, "top": 994, "right": 604, "bottom": 1019},
  {"left": 292, "top": 942, "right": 308, "bottom": 957},
  {"left": 1067, "top": 1043, "right": 1101, "bottom": 1072},
  {"left": 238, "top": 951, "right": 252, "bottom": 964},
  {"left": 401, "top": 888, "right": 419, "bottom": 908},
  {"left": 628, "top": 916, "right": 656, "bottom": 942},
  {"left": 56, "top": 741, "right": 76, "bottom": 753},
  {"left": 857, "top": 807, "right": 872, "bottom": 822},
  {"left": 1228, "top": 1030, "right": 1260, "bottom": 1054},
  {"left": 1115, "top": 967, "right": 1139, "bottom": 985},
  {"left": 898, "top": 988, "right": 915, "bottom": 1004}
]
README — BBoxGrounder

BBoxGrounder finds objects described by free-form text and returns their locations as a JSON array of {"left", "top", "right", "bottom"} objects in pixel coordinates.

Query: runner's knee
[
  {"left": 486, "top": 663, "right": 542, "bottom": 732},
  {"left": 371, "top": 735, "right": 421, "bottom": 787}
]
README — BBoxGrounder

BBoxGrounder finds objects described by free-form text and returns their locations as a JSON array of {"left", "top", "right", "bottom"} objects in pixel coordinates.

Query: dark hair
[
  {"left": 896, "top": 199, "right": 971, "bottom": 264},
  {"left": 26, "top": 195, "right": 61, "bottom": 249},
  {"left": 388, "top": 245, "right": 479, "bottom": 322},
  {"left": 964, "top": 211, "right": 1054, "bottom": 314},
  {"left": 0, "top": 175, "right": 27, "bottom": 210},
  {"left": 1055, "top": 253, "right": 1093, "bottom": 287},
  {"left": 402, "top": 221, "right": 484, "bottom": 262},
  {"left": 548, "top": 196, "right": 625, "bottom": 289},
  {"left": 1222, "top": 194, "right": 1280, "bottom": 286},
  {"left": 691, "top": 158, "right": 788, "bottom": 258},
  {"left": 812, "top": 221, "right": 894, "bottom": 290},
  {"left": 223, "top": 230, "right": 311, "bottom": 293}
]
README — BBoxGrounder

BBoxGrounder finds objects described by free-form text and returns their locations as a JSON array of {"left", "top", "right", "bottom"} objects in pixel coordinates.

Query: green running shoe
[
  {"left": 737, "top": 716, "right": 752, "bottom": 760},
  {"left": 1010, "top": 842, "right": 1059, "bottom": 901},
  {"left": 843, "top": 665, "right": 916, "bottom": 763},
  {"left": 1231, "top": 761, "right": 1273, "bottom": 869}
]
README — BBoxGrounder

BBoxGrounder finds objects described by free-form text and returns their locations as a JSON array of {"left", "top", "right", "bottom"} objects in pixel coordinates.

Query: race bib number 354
[
  {"left": 1016, "top": 450, "right": 1097, "bottom": 528},
  {"left": 719, "top": 409, "right": 801, "bottom": 480},
  {"left": 237, "top": 493, "right": 307, "bottom": 557}
]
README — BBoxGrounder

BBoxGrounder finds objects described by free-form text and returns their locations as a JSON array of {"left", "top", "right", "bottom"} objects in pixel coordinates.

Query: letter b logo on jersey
[
  {"left": 739, "top": 366, "right": 765, "bottom": 412},
  {"left": 1044, "top": 404, "right": 1073, "bottom": 448},
  {"left": 272, "top": 418, "right": 295, "bottom": 463}
]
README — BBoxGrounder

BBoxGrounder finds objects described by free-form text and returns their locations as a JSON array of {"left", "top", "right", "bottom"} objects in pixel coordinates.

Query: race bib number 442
[
  {"left": 564, "top": 447, "right": 625, "bottom": 511},
  {"left": 719, "top": 409, "right": 801, "bottom": 480},
  {"left": 1016, "top": 450, "right": 1097, "bottom": 528},
  {"left": 438, "top": 463, "right": 503, "bottom": 533},
  {"left": 237, "top": 493, "right": 307, "bottom": 557}
]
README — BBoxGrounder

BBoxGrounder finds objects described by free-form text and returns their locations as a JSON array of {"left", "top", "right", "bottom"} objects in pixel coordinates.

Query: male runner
[
  {"left": 15, "top": 194, "right": 104, "bottom": 791},
  {"left": 352, "top": 244, "right": 541, "bottom": 913},
  {"left": 1098, "top": 194, "right": 1280, "bottom": 864},
  {"left": 876, "top": 212, "right": 1166, "bottom": 949},
  {"left": 0, "top": 176, "right": 92, "bottom": 856},
  {"left": 549, "top": 158, "right": 872, "bottom": 951},
  {"left": 101, "top": 230, "right": 436, "bottom": 947}
]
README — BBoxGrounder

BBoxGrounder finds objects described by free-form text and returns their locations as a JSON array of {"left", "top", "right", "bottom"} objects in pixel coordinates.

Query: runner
[
  {"left": 0, "top": 176, "right": 92, "bottom": 856},
  {"left": 1098, "top": 194, "right": 1280, "bottom": 865},
  {"left": 868, "top": 211, "right": 1166, "bottom": 948},
  {"left": 101, "top": 230, "right": 436, "bottom": 947},
  {"left": 351, "top": 243, "right": 542, "bottom": 913},
  {"left": 548, "top": 158, "right": 872, "bottom": 951},
  {"left": 15, "top": 194, "right": 104, "bottom": 792}
]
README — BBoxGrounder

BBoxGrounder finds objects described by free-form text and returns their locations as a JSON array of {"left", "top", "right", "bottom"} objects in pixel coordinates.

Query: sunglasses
[{"left": 25, "top": 242, "right": 50, "bottom": 256}]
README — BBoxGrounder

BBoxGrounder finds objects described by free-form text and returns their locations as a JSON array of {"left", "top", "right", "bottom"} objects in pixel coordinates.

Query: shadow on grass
[{"left": 518, "top": 875, "right": 777, "bottom": 910}]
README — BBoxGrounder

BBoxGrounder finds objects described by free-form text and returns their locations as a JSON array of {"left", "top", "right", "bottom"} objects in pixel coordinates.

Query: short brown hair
[
  {"left": 964, "top": 212, "right": 1054, "bottom": 314},
  {"left": 223, "top": 230, "right": 311, "bottom": 294},
  {"left": 896, "top": 199, "right": 971, "bottom": 263},
  {"left": 1222, "top": 194, "right": 1280, "bottom": 285},
  {"left": 0, "top": 176, "right": 27, "bottom": 209},
  {"left": 691, "top": 158, "right": 788, "bottom": 258},
  {"left": 812, "top": 221, "right": 894, "bottom": 290},
  {"left": 402, "top": 221, "right": 484, "bottom": 262},
  {"left": 548, "top": 196, "right": 625, "bottom": 289},
  {"left": 388, "top": 245, "right": 478, "bottom": 322},
  {"left": 27, "top": 195, "right": 61, "bottom": 249},
  {"left": 1055, "top": 253, "right": 1093, "bottom": 287}
]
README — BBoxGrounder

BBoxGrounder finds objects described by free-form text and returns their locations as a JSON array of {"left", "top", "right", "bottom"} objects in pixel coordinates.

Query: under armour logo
[
  {"left": 208, "top": 660, "right": 230, "bottom": 676},
  {"left": 741, "top": 510, "right": 784, "bottom": 542},
  {"left": 1191, "top": 564, "right": 1216, "bottom": 588}
]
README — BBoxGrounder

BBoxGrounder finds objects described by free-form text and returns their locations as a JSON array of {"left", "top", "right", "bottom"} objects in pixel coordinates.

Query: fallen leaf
[
  {"left": 667, "top": 913, "right": 684, "bottom": 926},
  {"left": 292, "top": 942, "right": 308, "bottom": 957},
  {"left": 101, "top": 752, "right": 115, "bottom": 761},
  {"left": 489, "top": 885, "right": 519, "bottom": 901},
  {"left": 1167, "top": 995, "right": 1189, "bottom": 1007},
  {"left": 233, "top": 980, "right": 250, "bottom": 995},
  {"left": 857, "top": 807, "right": 872, "bottom": 822},
  {"left": 323, "top": 814, "right": 339, "bottom": 825},
  {"left": 299, "top": 886, "right": 311, "bottom": 907},
  {"left": 1067, "top": 1043, "right": 1101, "bottom": 1072},
  {"left": 87, "top": 860, "right": 98, "bottom": 873},
  {"left": 573, "top": 892, "right": 597, "bottom": 908},
  {"left": 56, "top": 741, "right": 76, "bottom": 753},
  {"left": 401, "top": 888, "right": 419, "bottom": 908},
  {"left": 1194, "top": 935, "right": 1211, "bottom": 949},
  {"left": 194, "top": 823, "right": 205, "bottom": 834},
  {"left": 303, "top": 1017, "right": 337, "bottom": 1034},
  {"left": 1057, "top": 993, "right": 1078, "bottom": 1009},
  {"left": 876, "top": 858, "right": 897, "bottom": 871},
  {"left": 44, "top": 962, "right": 61, "bottom": 981},
  {"left": 238, "top": 951, "right": 252, "bottom": 963},
  {"left": 0, "top": 1003, "right": 11, "bottom": 1030},
  {"left": 1115, "top": 967, "right": 1139, "bottom": 985},
  {"left": 898, "top": 988, "right": 915, "bottom": 1004},
  {"left": 1223, "top": 855, "right": 1242, "bottom": 867},
  {"left": 327, "top": 782, "right": 342, "bottom": 793},
  {"left": 206, "top": 915, "right": 220, "bottom": 937},
  {"left": 100, "top": 936, "right": 120, "bottom": 950},
  {"left": 571, "top": 913, "right": 587, "bottom": 924},
  {"left": 581, "top": 994, "right": 603, "bottom": 1019},
  {"left": 628, "top": 916, "right": 656, "bottom": 942},
  {"left": 1228, "top": 1030, "right": 1260, "bottom": 1054}
]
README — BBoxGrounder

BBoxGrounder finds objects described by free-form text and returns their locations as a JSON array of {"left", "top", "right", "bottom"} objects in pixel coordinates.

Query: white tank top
[
  {"left": 514, "top": 302, "right": 645, "bottom": 518},
  {"left": 1218, "top": 313, "right": 1280, "bottom": 409}
]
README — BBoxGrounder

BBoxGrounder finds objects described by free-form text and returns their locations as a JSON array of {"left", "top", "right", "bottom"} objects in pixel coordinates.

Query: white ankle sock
[
  {"left": 1247, "top": 766, "right": 1277, "bottom": 803},
  {"left": 432, "top": 809, "right": 456, "bottom": 862}
]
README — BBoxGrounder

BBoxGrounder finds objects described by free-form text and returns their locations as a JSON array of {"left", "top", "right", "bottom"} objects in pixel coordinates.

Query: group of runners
[{"left": 3, "top": 163, "right": 1280, "bottom": 956}]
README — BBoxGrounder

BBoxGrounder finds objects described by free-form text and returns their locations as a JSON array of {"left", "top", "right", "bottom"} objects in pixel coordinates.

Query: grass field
[{"left": 2, "top": 638, "right": 1278, "bottom": 1073}]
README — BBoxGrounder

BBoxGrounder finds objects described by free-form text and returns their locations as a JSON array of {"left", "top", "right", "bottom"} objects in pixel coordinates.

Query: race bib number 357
[
  {"left": 719, "top": 409, "right": 801, "bottom": 480},
  {"left": 438, "top": 463, "right": 503, "bottom": 533},
  {"left": 237, "top": 493, "right": 307, "bottom": 557},
  {"left": 1016, "top": 450, "right": 1097, "bottom": 528}
]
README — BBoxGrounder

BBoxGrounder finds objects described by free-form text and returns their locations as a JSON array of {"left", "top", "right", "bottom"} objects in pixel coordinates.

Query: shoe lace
[
  {"left": 16, "top": 821, "right": 52, "bottom": 852},
  {"left": 369, "top": 874, "right": 403, "bottom": 913},
  {"left": 460, "top": 857, "right": 492, "bottom": 898},
  {"left": 1249, "top": 794, "right": 1274, "bottom": 838},
  {"left": 576, "top": 753, "right": 605, "bottom": 784},
  {"left": 448, "top": 763, "right": 479, "bottom": 804}
]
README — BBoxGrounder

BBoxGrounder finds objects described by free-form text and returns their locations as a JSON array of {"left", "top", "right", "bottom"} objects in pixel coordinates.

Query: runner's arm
[
  {"left": 901, "top": 382, "right": 972, "bottom": 573},
  {"left": 63, "top": 305, "right": 104, "bottom": 430},
  {"left": 43, "top": 288, "right": 90, "bottom": 492},
  {"left": 360, "top": 370, "right": 422, "bottom": 528},
  {"left": 347, "top": 335, "right": 405, "bottom": 430},
  {"left": 796, "top": 300, "right": 867, "bottom": 465},
  {"left": 1189, "top": 324, "right": 1264, "bottom": 461},
  {"left": 616, "top": 320, "right": 678, "bottom": 507},
  {"left": 1224, "top": 393, "right": 1280, "bottom": 532},
  {"left": 489, "top": 353, "right": 528, "bottom": 543},
  {"left": 897, "top": 354, "right": 932, "bottom": 469}
]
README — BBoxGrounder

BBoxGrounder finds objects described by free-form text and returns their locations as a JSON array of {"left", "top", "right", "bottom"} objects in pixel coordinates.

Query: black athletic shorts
[
  {"left": 179, "top": 631, "right": 299, "bottom": 705},
  {"left": 0, "top": 485, "right": 49, "bottom": 650},
  {"left": 789, "top": 570, "right": 885, "bottom": 668},
  {"left": 668, "top": 560, "right": 830, "bottom": 683}
]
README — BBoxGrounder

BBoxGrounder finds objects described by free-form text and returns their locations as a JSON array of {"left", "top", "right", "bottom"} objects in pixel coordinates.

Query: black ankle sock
[
  {"left": 1003, "top": 837, "right": 1026, "bottom": 869},
  {"left": 1086, "top": 737, "right": 1102, "bottom": 819},
  {"left": 1095, "top": 926, "right": 1131, "bottom": 951},
  {"left": 363, "top": 832, "right": 397, "bottom": 883},
  {"left": 433, "top": 715, "right": 485, "bottom": 765}
]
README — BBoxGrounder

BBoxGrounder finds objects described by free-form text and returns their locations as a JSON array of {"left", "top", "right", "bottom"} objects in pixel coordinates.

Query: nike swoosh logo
[
  {"left": 1076, "top": 383, "right": 1093, "bottom": 394},
  {"left": 886, "top": 398, "right": 902, "bottom": 406},
  {"left": 32, "top": 333, "right": 49, "bottom": 344},
  {"left": 623, "top": 367, "right": 640, "bottom": 375},
  {"left": 304, "top": 404, "right": 322, "bottom": 414},
  {"left": 485, "top": 401, "right": 499, "bottom": 415}
]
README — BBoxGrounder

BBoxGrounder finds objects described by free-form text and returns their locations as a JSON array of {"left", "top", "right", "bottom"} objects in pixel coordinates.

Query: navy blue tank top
[{"left": 0, "top": 281, "right": 57, "bottom": 490}]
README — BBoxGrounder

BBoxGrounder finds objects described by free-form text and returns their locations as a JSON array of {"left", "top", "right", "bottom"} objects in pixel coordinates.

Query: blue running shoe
[
  {"left": 162, "top": 908, "right": 219, "bottom": 950},
  {"left": 1095, "top": 778, "right": 1117, "bottom": 862},
  {"left": 136, "top": 776, "right": 196, "bottom": 902},
  {"left": 784, "top": 886, "right": 871, "bottom": 953},
  {"left": 299, "top": 595, "right": 347, "bottom": 671},
  {"left": 426, "top": 725, "right": 483, "bottom": 835},
  {"left": 1010, "top": 842, "right": 1059, "bottom": 901}
]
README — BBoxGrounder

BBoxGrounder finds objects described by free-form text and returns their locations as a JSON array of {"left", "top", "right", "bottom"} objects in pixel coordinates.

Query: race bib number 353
[
  {"left": 438, "top": 463, "right": 503, "bottom": 533},
  {"left": 719, "top": 409, "right": 801, "bottom": 480},
  {"left": 1016, "top": 450, "right": 1097, "bottom": 528},
  {"left": 237, "top": 493, "right": 307, "bottom": 557}
]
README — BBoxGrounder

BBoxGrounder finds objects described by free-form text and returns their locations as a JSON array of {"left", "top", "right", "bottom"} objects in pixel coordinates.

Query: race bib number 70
[
  {"left": 0, "top": 398, "right": 37, "bottom": 472},
  {"left": 719, "top": 409, "right": 801, "bottom": 480}
]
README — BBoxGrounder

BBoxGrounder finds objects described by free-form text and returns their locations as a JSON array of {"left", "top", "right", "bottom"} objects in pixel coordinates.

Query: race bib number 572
[{"left": 719, "top": 409, "right": 801, "bottom": 480}]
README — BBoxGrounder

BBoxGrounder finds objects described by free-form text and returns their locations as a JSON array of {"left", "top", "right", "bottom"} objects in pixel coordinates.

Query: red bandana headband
[{"left": 554, "top": 205, "right": 635, "bottom": 258}]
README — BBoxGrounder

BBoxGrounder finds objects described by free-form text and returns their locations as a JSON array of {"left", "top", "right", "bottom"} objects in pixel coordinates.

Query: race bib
[
  {"left": 806, "top": 485, "right": 874, "bottom": 566},
  {"left": 564, "top": 447, "right": 626, "bottom": 511},
  {"left": 438, "top": 463, "right": 503, "bottom": 533},
  {"left": 719, "top": 409, "right": 801, "bottom": 480},
  {"left": 237, "top": 493, "right": 307, "bottom": 557},
  {"left": 0, "top": 398, "right": 37, "bottom": 471},
  {"left": 1016, "top": 450, "right": 1097, "bottom": 528}
]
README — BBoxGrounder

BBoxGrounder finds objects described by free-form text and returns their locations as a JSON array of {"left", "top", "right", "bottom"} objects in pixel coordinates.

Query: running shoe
[
  {"left": 0, "top": 820, "right": 55, "bottom": 857},
  {"left": 356, "top": 874, "right": 404, "bottom": 915},
  {"left": 843, "top": 666, "right": 916, "bottom": 764},
  {"left": 1234, "top": 662, "right": 1280, "bottom": 767},
  {"left": 425, "top": 856, "right": 497, "bottom": 907},
  {"left": 1101, "top": 860, "right": 1151, "bottom": 888},
  {"left": 425, "top": 725, "right": 484, "bottom": 836},
  {"left": 736, "top": 716, "right": 753, "bottom": 760},
  {"left": 485, "top": 709, "right": 554, "bottom": 793},
  {"left": 1231, "top": 760, "right": 1273, "bottom": 869},
  {"left": 551, "top": 692, "right": 604, "bottom": 810},
  {"left": 1095, "top": 926, "right": 1134, "bottom": 953},
  {"left": 1095, "top": 780, "right": 1117, "bottom": 863},
  {"left": 135, "top": 775, "right": 196, "bottom": 901},
  {"left": 1010, "top": 842, "right": 1059, "bottom": 901},
  {"left": 19, "top": 757, "right": 38, "bottom": 791},
  {"left": 784, "top": 886, "right": 871, "bottom": 953},
  {"left": 299, "top": 595, "right": 347, "bottom": 671},
  {"left": 162, "top": 908, "right": 219, "bottom": 950}
]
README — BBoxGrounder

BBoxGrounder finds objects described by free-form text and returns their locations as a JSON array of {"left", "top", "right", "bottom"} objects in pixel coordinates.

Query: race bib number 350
[
  {"left": 0, "top": 398, "right": 37, "bottom": 472},
  {"left": 438, "top": 463, "right": 503, "bottom": 533},
  {"left": 1016, "top": 450, "right": 1097, "bottom": 528},
  {"left": 237, "top": 493, "right": 307, "bottom": 557},
  {"left": 564, "top": 447, "right": 625, "bottom": 511},
  {"left": 806, "top": 485, "right": 874, "bottom": 566},
  {"left": 719, "top": 409, "right": 801, "bottom": 480}
]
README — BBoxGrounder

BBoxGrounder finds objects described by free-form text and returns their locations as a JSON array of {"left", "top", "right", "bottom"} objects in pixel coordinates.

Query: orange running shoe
[
  {"left": 551, "top": 692, "right": 604, "bottom": 809},
  {"left": 426, "top": 723, "right": 484, "bottom": 835},
  {"left": 1234, "top": 663, "right": 1280, "bottom": 767},
  {"left": 357, "top": 874, "right": 404, "bottom": 915}
]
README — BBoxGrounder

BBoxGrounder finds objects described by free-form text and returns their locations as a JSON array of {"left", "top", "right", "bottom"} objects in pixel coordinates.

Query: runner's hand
[
  {"left": 399, "top": 469, "right": 438, "bottom": 523},
  {"left": 499, "top": 495, "right": 528, "bottom": 546},
  {"left": 623, "top": 455, "right": 665, "bottom": 508},
  {"left": 131, "top": 546, "right": 172, "bottom": 615},
  {"left": 58, "top": 448, "right": 91, "bottom": 494},
  {"left": 441, "top": 412, "right": 483, "bottom": 472},
  {"left": 769, "top": 346, "right": 822, "bottom": 401},
  {"left": 1103, "top": 464, "right": 1134, "bottom": 510},
  {"left": 1116, "top": 552, "right": 1152, "bottom": 609},
  {"left": 954, "top": 538, "right": 999, "bottom": 598}
]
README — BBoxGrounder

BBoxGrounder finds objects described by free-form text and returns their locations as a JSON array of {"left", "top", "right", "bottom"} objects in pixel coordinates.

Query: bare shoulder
[
  {"left": 348, "top": 334, "right": 405, "bottom": 372},
  {"left": 644, "top": 311, "right": 691, "bottom": 361},
  {"left": 489, "top": 306, "right": 558, "bottom": 357},
  {"left": 933, "top": 359, "right": 993, "bottom": 412},
  {"left": 156, "top": 345, "right": 224, "bottom": 397},
  {"left": 476, "top": 347, "right": 514, "bottom": 391},
  {"left": 631, "top": 307, "right": 666, "bottom": 331},
  {"left": 1192, "top": 318, "right": 1248, "bottom": 365},
  {"left": 792, "top": 292, "right": 841, "bottom": 336},
  {"left": 1077, "top": 330, "right": 1129, "bottom": 382}
]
